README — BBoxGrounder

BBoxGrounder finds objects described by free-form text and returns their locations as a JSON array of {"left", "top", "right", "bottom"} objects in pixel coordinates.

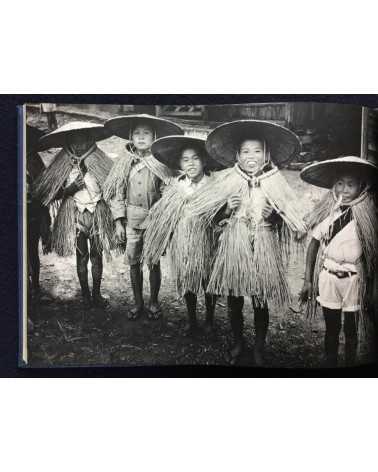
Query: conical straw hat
[
  {"left": 105, "top": 114, "right": 183, "bottom": 140},
  {"left": 38, "top": 121, "right": 111, "bottom": 151},
  {"left": 205, "top": 119, "right": 301, "bottom": 168},
  {"left": 151, "top": 135, "right": 224, "bottom": 171},
  {"left": 300, "top": 156, "right": 378, "bottom": 188}
]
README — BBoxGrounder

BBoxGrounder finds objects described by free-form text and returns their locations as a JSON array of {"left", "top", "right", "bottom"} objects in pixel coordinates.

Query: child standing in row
[
  {"left": 189, "top": 120, "right": 307, "bottom": 365},
  {"left": 299, "top": 156, "right": 378, "bottom": 367},
  {"left": 143, "top": 136, "right": 224, "bottom": 335},
  {"left": 103, "top": 115, "right": 183, "bottom": 320},
  {"left": 34, "top": 121, "right": 114, "bottom": 308}
]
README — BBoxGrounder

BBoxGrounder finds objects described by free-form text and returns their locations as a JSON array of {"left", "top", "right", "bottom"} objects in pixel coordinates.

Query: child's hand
[
  {"left": 64, "top": 175, "right": 85, "bottom": 198},
  {"left": 226, "top": 195, "right": 241, "bottom": 215},
  {"left": 74, "top": 174, "right": 85, "bottom": 190},
  {"left": 115, "top": 219, "right": 126, "bottom": 243},
  {"left": 262, "top": 202, "right": 274, "bottom": 220},
  {"left": 299, "top": 280, "right": 313, "bottom": 305}
]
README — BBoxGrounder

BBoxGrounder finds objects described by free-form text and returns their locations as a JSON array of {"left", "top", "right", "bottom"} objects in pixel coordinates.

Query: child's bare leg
[
  {"left": 202, "top": 280, "right": 216, "bottom": 333},
  {"left": 344, "top": 311, "right": 359, "bottom": 367},
  {"left": 90, "top": 237, "right": 108, "bottom": 308},
  {"left": 129, "top": 263, "right": 144, "bottom": 318},
  {"left": 252, "top": 296, "right": 269, "bottom": 367},
  {"left": 184, "top": 291, "right": 198, "bottom": 335},
  {"left": 323, "top": 307, "right": 342, "bottom": 367},
  {"left": 227, "top": 295, "right": 244, "bottom": 362},
  {"left": 76, "top": 232, "right": 91, "bottom": 308},
  {"left": 148, "top": 262, "right": 161, "bottom": 319}
]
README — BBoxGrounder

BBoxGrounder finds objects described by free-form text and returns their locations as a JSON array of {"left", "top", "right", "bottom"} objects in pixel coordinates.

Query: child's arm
[
  {"left": 299, "top": 237, "right": 320, "bottom": 303},
  {"left": 63, "top": 174, "right": 85, "bottom": 198},
  {"left": 212, "top": 195, "right": 241, "bottom": 225}
]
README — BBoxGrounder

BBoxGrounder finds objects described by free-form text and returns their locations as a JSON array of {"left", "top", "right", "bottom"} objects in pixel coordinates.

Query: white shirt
[
  {"left": 177, "top": 174, "right": 211, "bottom": 196},
  {"left": 312, "top": 209, "right": 362, "bottom": 270},
  {"left": 66, "top": 167, "right": 102, "bottom": 214}
]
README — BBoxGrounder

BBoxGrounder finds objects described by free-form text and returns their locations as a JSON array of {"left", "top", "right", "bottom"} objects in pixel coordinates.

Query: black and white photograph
[{"left": 21, "top": 102, "right": 378, "bottom": 369}]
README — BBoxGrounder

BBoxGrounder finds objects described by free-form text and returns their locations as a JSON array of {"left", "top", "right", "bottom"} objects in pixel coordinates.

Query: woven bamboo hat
[
  {"left": 104, "top": 114, "right": 184, "bottom": 140},
  {"left": 300, "top": 156, "right": 378, "bottom": 188},
  {"left": 205, "top": 119, "right": 301, "bottom": 168},
  {"left": 151, "top": 135, "right": 224, "bottom": 171},
  {"left": 38, "top": 121, "right": 111, "bottom": 151}
]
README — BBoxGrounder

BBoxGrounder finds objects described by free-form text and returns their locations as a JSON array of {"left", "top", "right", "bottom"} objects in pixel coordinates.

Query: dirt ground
[{"left": 25, "top": 109, "right": 375, "bottom": 368}]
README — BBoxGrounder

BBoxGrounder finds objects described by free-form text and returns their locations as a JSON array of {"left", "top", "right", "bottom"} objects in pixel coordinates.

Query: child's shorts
[
  {"left": 76, "top": 210, "right": 94, "bottom": 237},
  {"left": 126, "top": 226, "right": 145, "bottom": 266},
  {"left": 317, "top": 268, "right": 360, "bottom": 312}
]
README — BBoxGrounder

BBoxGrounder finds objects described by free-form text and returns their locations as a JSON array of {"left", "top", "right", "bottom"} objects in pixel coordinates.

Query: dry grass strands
[
  {"left": 90, "top": 200, "right": 116, "bottom": 261},
  {"left": 143, "top": 183, "right": 216, "bottom": 295},
  {"left": 51, "top": 197, "right": 77, "bottom": 256},
  {"left": 169, "top": 217, "right": 214, "bottom": 295},
  {"left": 142, "top": 185, "right": 187, "bottom": 267},
  {"left": 103, "top": 151, "right": 174, "bottom": 202},
  {"left": 33, "top": 149, "right": 73, "bottom": 206}
]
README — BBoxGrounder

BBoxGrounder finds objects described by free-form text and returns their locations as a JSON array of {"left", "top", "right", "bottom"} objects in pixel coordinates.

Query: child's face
[
  {"left": 132, "top": 124, "right": 154, "bottom": 152},
  {"left": 179, "top": 147, "right": 205, "bottom": 181},
  {"left": 69, "top": 135, "right": 95, "bottom": 156},
  {"left": 334, "top": 174, "right": 361, "bottom": 203},
  {"left": 237, "top": 139, "right": 265, "bottom": 173}
]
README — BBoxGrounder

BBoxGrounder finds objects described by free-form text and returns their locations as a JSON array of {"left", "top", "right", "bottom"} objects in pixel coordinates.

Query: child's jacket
[{"left": 103, "top": 144, "right": 174, "bottom": 230}]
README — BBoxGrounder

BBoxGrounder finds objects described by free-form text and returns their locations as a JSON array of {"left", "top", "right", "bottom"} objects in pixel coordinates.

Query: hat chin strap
[
  {"left": 331, "top": 183, "right": 370, "bottom": 209},
  {"left": 236, "top": 139, "right": 271, "bottom": 177},
  {"left": 67, "top": 142, "right": 96, "bottom": 161}
]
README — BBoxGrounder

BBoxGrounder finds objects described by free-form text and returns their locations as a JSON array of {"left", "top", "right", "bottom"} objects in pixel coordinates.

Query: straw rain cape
[
  {"left": 103, "top": 146, "right": 174, "bottom": 203},
  {"left": 142, "top": 177, "right": 216, "bottom": 295},
  {"left": 189, "top": 164, "right": 307, "bottom": 303},
  {"left": 33, "top": 145, "right": 115, "bottom": 257},
  {"left": 34, "top": 145, "right": 113, "bottom": 206},
  {"left": 304, "top": 189, "right": 378, "bottom": 325}
]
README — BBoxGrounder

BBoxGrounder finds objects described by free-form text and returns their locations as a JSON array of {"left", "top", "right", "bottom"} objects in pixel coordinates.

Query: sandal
[
  {"left": 127, "top": 306, "right": 144, "bottom": 320},
  {"left": 92, "top": 295, "right": 110, "bottom": 309},
  {"left": 146, "top": 305, "right": 162, "bottom": 320},
  {"left": 225, "top": 341, "right": 244, "bottom": 365}
]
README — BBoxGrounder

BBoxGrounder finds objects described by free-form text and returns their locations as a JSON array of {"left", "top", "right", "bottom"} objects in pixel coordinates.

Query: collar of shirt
[{"left": 179, "top": 173, "right": 209, "bottom": 191}]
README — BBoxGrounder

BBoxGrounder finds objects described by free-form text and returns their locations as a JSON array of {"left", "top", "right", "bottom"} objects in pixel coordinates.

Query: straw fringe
[
  {"left": 103, "top": 150, "right": 174, "bottom": 202},
  {"left": 34, "top": 146, "right": 113, "bottom": 206},
  {"left": 51, "top": 197, "right": 77, "bottom": 256},
  {"left": 85, "top": 148, "right": 114, "bottom": 186},
  {"left": 189, "top": 167, "right": 246, "bottom": 224},
  {"left": 51, "top": 198, "right": 115, "bottom": 258},
  {"left": 34, "top": 149, "right": 72, "bottom": 206},
  {"left": 142, "top": 185, "right": 187, "bottom": 267},
  {"left": 305, "top": 190, "right": 335, "bottom": 231},
  {"left": 189, "top": 166, "right": 306, "bottom": 303},
  {"left": 207, "top": 218, "right": 291, "bottom": 304},
  {"left": 90, "top": 200, "right": 116, "bottom": 260},
  {"left": 103, "top": 151, "right": 134, "bottom": 202},
  {"left": 259, "top": 168, "right": 307, "bottom": 233},
  {"left": 169, "top": 217, "right": 214, "bottom": 295},
  {"left": 142, "top": 183, "right": 216, "bottom": 295}
]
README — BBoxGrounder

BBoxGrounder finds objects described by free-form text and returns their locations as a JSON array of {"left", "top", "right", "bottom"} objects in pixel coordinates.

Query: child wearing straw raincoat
[
  {"left": 143, "top": 136, "right": 224, "bottom": 335},
  {"left": 299, "top": 156, "right": 378, "bottom": 367},
  {"left": 103, "top": 115, "right": 183, "bottom": 320},
  {"left": 34, "top": 121, "right": 114, "bottom": 309},
  {"left": 189, "top": 120, "right": 307, "bottom": 365}
]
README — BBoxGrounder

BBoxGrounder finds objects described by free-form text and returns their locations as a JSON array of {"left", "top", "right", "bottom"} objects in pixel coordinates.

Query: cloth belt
[{"left": 323, "top": 266, "right": 357, "bottom": 279}]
